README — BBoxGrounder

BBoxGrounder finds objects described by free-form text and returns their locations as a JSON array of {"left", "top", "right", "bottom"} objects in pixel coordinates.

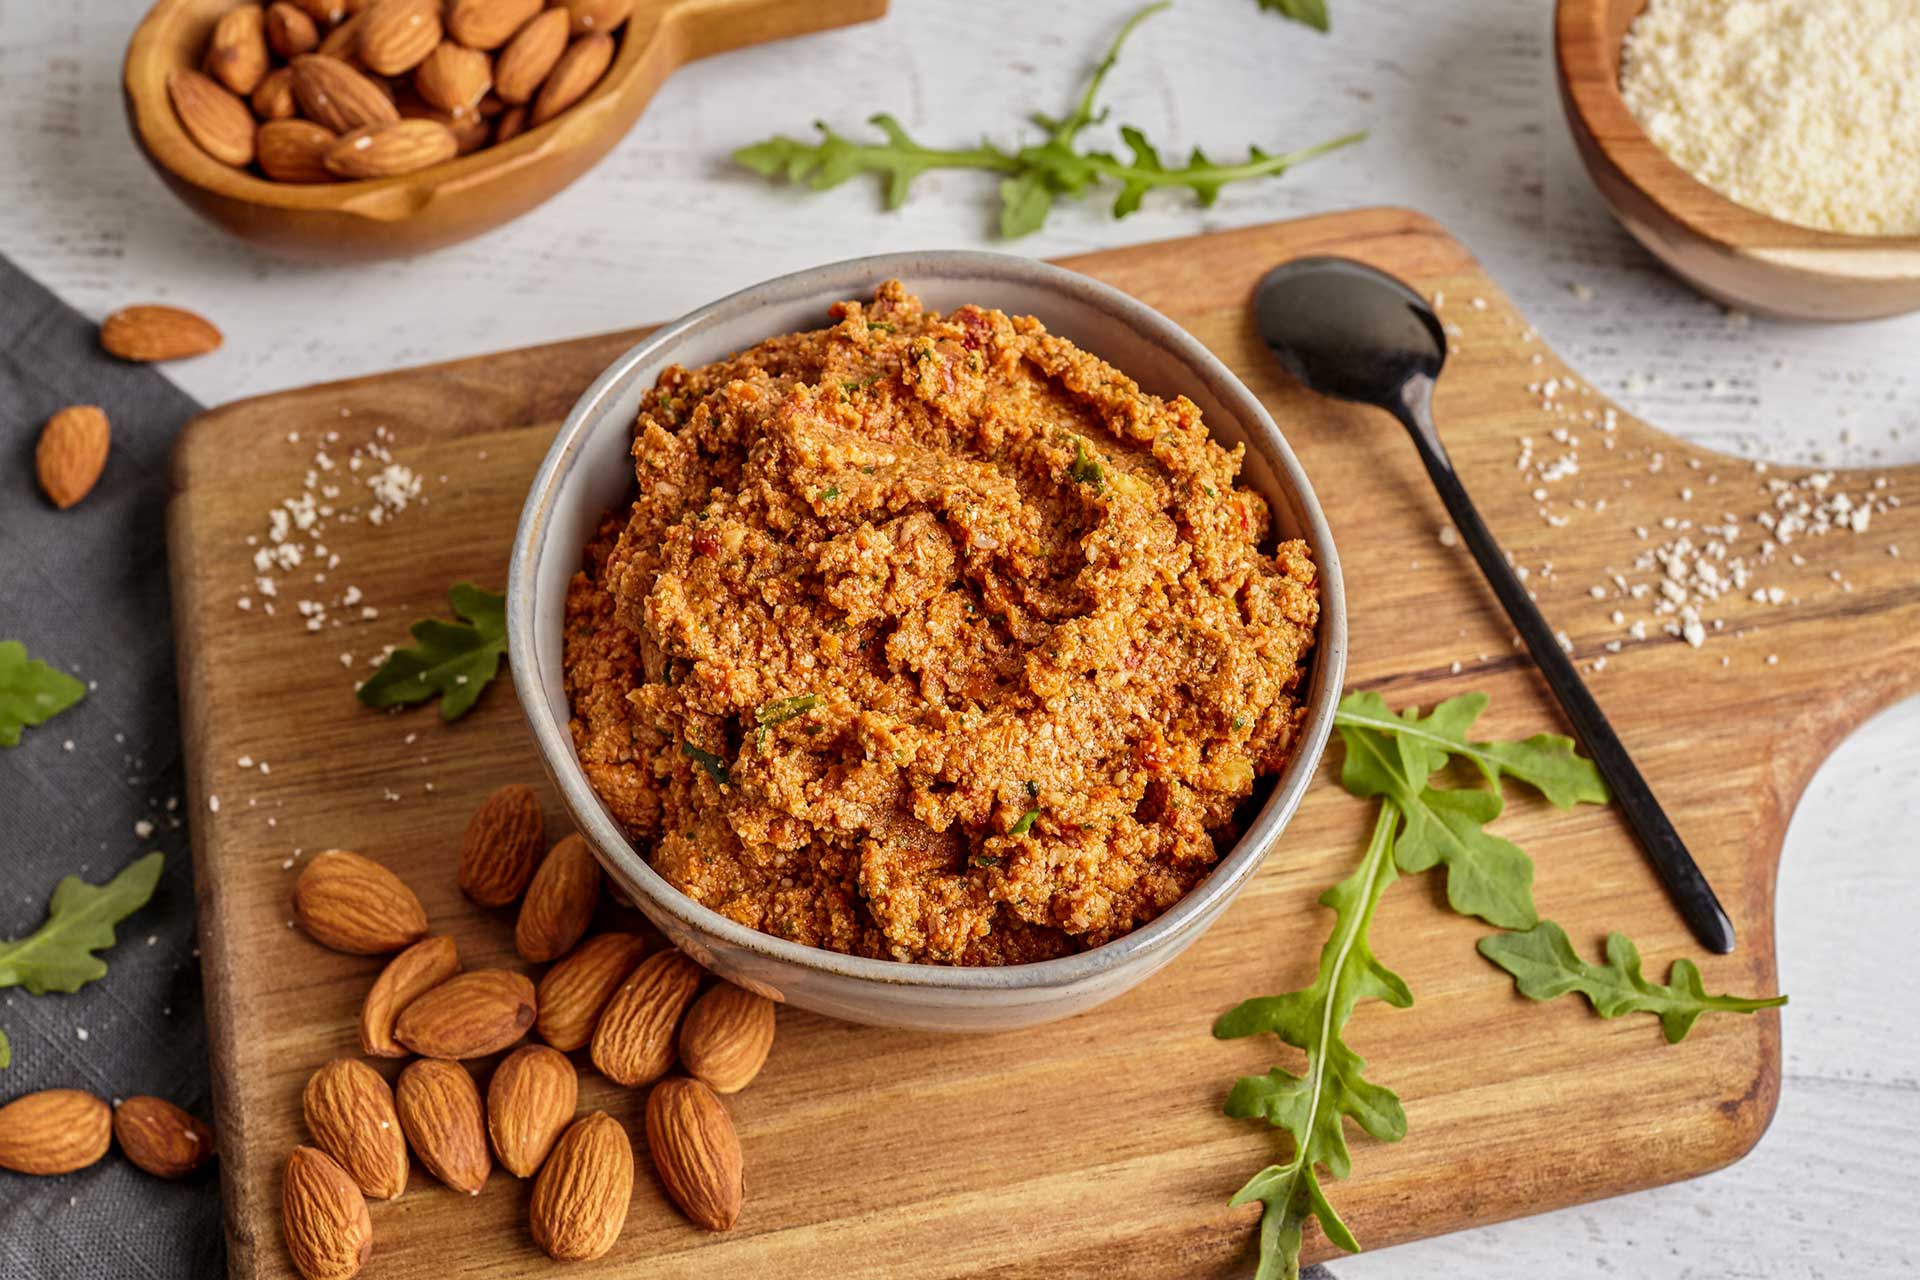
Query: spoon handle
[{"left": 1411, "top": 430, "right": 1737, "bottom": 954}]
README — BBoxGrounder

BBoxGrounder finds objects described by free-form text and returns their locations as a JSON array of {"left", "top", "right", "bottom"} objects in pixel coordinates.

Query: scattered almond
[
  {"left": 266, "top": 2, "right": 320, "bottom": 59},
  {"left": 99, "top": 303, "right": 224, "bottom": 363},
  {"left": 487, "top": 1044, "right": 577, "bottom": 1178},
  {"left": 414, "top": 40, "right": 492, "bottom": 116},
  {"left": 678, "top": 982, "right": 776, "bottom": 1095},
  {"left": 34, "top": 405, "right": 110, "bottom": 510},
  {"left": 589, "top": 948, "right": 701, "bottom": 1087},
  {"left": 208, "top": 4, "right": 271, "bottom": 96},
  {"left": 394, "top": 968, "right": 537, "bottom": 1059},
  {"left": 528, "top": 1112, "right": 632, "bottom": 1262},
  {"left": 252, "top": 66, "right": 298, "bottom": 119},
  {"left": 645, "top": 1077, "right": 742, "bottom": 1231},
  {"left": 113, "top": 1095, "right": 216, "bottom": 1180},
  {"left": 0, "top": 1089, "right": 111, "bottom": 1176},
  {"left": 563, "top": 0, "right": 633, "bottom": 36},
  {"left": 258, "top": 118, "right": 338, "bottom": 182},
  {"left": 357, "top": 0, "right": 442, "bottom": 75},
  {"left": 447, "top": 0, "right": 543, "bottom": 51},
  {"left": 491, "top": 6, "right": 567, "bottom": 103},
  {"left": 282, "top": 1145, "right": 373, "bottom": 1280},
  {"left": 457, "top": 782, "right": 545, "bottom": 907},
  {"left": 360, "top": 934, "right": 461, "bottom": 1057},
  {"left": 290, "top": 54, "right": 399, "bottom": 134},
  {"left": 535, "top": 931, "right": 646, "bottom": 1051},
  {"left": 303, "top": 1058, "right": 409, "bottom": 1201},
  {"left": 515, "top": 833, "right": 601, "bottom": 964},
  {"left": 530, "top": 32, "right": 613, "bottom": 126},
  {"left": 324, "top": 119, "right": 460, "bottom": 178},
  {"left": 292, "top": 849, "right": 428, "bottom": 954},
  {"left": 395, "top": 1059, "right": 490, "bottom": 1196},
  {"left": 168, "top": 68, "right": 257, "bottom": 167}
]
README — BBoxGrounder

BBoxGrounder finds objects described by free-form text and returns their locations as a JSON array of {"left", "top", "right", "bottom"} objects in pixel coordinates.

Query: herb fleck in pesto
[
  {"left": 757, "top": 694, "right": 819, "bottom": 726},
  {"left": 680, "top": 740, "right": 730, "bottom": 787},
  {"left": 1070, "top": 441, "right": 1104, "bottom": 491}
]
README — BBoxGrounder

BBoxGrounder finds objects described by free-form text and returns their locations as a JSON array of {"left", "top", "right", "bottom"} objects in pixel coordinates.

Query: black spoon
[{"left": 1255, "top": 255, "right": 1736, "bottom": 955}]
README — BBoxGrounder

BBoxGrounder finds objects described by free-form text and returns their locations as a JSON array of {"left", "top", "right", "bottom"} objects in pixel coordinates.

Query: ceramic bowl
[{"left": 508, "top": 251, "right": 1347, "bottom": 1031}]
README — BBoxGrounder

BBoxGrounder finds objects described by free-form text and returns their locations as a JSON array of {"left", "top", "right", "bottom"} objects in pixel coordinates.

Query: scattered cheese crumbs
[
  {"left": 134, "top": 820, "right": 154, "bottom": 839},
  {"left": 75, "top": 1027, "right": 88, "bottom": 1042}
]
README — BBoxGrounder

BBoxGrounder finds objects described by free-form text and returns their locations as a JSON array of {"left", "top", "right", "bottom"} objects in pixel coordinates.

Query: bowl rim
[{"left": 507, "top": 249, "right": 1347, "bottom": 991}]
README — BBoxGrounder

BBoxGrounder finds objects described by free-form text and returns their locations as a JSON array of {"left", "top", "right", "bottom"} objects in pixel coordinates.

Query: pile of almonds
[
  {"left": 280, "top": 782, "right": 774, "bottom": 1276},
  {"left": 168, "top": 0, "right": 632, "bottom": 183}
]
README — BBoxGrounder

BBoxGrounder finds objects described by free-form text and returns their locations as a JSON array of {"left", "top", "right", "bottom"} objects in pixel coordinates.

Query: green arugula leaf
[
  {"left": 1258, "top": 0, "right": 1331, "bottom": 32},
  {"left": 357, "top": 584, "right": 507, "bottom": 722},
  {"left": 0, "top": 853, "right": 165, "bottom": 996},
  {"left": 0, "top": 640, "right": 87, "bottom": 748},
  {"left": 0, "top": 1029, "right": 10, "bottom": 1070},
  {"left": 1336, "top": 691, "right": 1608, "bottom": 808},
  {"left": 681, "top": 740, "right": 731, "bottom": 788},
  {"left": 1479, "top": 922, "right": 1786, "bottom": 1044},
  {"left": 735, "top": 115, "right": 1015, "bottom": 210},
  {"left": 1215, "top": 805, "right": 1410, "bottom": 1280}
]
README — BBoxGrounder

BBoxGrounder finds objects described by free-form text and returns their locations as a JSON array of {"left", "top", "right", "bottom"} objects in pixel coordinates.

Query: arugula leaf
[
  {"left": 1479, "top": 922, "right": 1786, "bottom": 1044},
  {"left": 1258, "top": 0, "right": 1331, "bottom": 31},
  {"left": 0, "top": 1030, "right": 9, "bottom": 1069},
  {"left": 1336, "top": 691, "right": 1608, "bottom": 808},
  {"left": 735, "top": 114, "right": 1014, "bottom": 210},
  {"left": 0, "top": 640, "right": 87, "bottom": 748},
  {"left": 1215, "top": 805, "right": 1409, "bottom": 1279},
  {"left": 357, "top": 584, "right": 507, "bottom": 722},
  {"left": 681, "top": 740, "right": 730, "bottom": 788},
  {"left": 0, "top": 853, "right": 164, "bottom": 997}
]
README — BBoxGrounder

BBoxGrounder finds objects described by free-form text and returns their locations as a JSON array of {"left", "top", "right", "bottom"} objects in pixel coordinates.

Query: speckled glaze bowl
[{"left": 508, "top": 251, "right": 1346, "bottom": 1031}]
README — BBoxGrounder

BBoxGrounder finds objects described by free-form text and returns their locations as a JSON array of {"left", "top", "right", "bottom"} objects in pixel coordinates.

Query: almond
[
  {"left": 266, "top": 2, "right": 321, "bottom": 58},
  {"left": 258, "top": 118, "right": 338, "bottom": 182},
  {"left": 113, "top": 1096, "right": 215, "bottom": 1179},
  {"left": 303, "top": 1058, "right": 408, "bottom": 1201},
  {"left": 589, "top": 949, "right": 701, "bottom": 1087},
  {"left": 360, "top": 934, "right": 460, "bottom": 1057},
  {"left": 528, "top": 1112, "right": 632, "bottom": 1262},
  {"left": 282, "top": 1145, "right": 372, "bottom": 1280},
  {"left": 487, "top": 1044, "right": 577, "bottom": 1177},
  {"left": 316, "top": 12, "right": 364, "bottom": 60},
  {"left": 457, "top": 783, "right": 545, "bottom": 907},
  {"left": 0, "top": 1089, "right": 111, "bottom": 1176},
  {"left": 252, "top": 66, "right": 298, "bottom": 119},
  {"left": 492, "top": 6, "right": 567, "bottom": 103},
  {"left": 447, "top": 110, "right": 491, "bottom": 154},
  {"left": 678, "top": 982, "right": 775, "bottom": 1095},
  {"left": 413, "top": 40, "right": 491, "bottom": 116},
  {"left": 645, "top": 1077, "right": 742, "bottom": 1231},
  {"left": 535, "top": 931, "right": 646, "bottom": 1051},
  {"left": 292, "top": 849, "right": 428, "bottom": 954},
  {"left": 395, "top": 1059, "right": 490, "bottom": 1195},
  {"left": 358, "top": 0, "right": 442, "bottom": 75},
  {"left": 562, "top": 0, "right": 632, "bottom": 36},
  {"left": 447, "top": 0, "right": 542, "bottom": 50},
  {"left": 207, "top": 5, "right": 271, "bottom": 95},
  {"left": 35, "top": 405, "right": 109, "bottom": 510},
  {"left": 324, "top": 119, "right": 459, "bottom": 177},
  {"left": 168, "top": 68, "right": 256, "bottom": 167},
  {"left": 290, "top": 54, "right": 399, "bottom": 133},
  {"left": 531, "top": 32, "right": 613, "bottom": 125},
  {"left": 99, "top": 304, "right": 224, "bottom": 362},
  {"left": 494, "top": 104, "right": 528, "bottom": 144},
  {"left": 515, "top": 834, "right": 601, "bottom": 964},
  {"left": 394, "top": 968, "right": 537, "bottom": 1058},
  {"left": 290, "top": 0, "right": 348, "bottom": 23}
]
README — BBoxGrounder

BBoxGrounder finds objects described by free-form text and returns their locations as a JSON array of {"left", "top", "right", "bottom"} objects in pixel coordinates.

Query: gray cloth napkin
[{"left": 1, "top": 257, "right": 222, "bottom": 1277}]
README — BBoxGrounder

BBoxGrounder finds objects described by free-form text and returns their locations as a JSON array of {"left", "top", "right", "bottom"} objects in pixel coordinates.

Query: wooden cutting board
[{"left": 168, "top": 208, "right": 1920, "bottom": 1279}]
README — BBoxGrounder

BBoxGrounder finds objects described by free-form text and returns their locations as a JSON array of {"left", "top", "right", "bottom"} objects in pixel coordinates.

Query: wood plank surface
[{"left": 167, "top": 208, "right": 1920, "bottom": 1279}]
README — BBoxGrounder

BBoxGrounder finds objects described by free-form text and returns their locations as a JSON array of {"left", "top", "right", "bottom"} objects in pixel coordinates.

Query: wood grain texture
[
  {"left": 1556, "top": 0, "right": 1920, "bottom": 321},
  {"left": 167, "top": 210, "right": 1918, "bottom": 1278}
]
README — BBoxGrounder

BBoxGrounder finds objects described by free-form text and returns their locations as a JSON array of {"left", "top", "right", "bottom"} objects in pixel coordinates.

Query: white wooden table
[{"left": 3, "top": 1, "right": 1916, "bottom": 1274}]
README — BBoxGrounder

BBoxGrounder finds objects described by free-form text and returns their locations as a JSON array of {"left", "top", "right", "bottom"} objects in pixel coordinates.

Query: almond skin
[
  {"left": 589, "top": 949, "right": 701, "bottom": 1087},
  {"left": 35, "top": 405, "right": 109, "bottom": 510},
  {"left": 282, "top": 1145, "right": 372, "bottom": 1280},
  {"left": 266, "top": 2, "right": 320, "bottom": 58},
  {"left": 413, "top": 40, "right": 492, "bottom": 116},
  {"left": 645, "top": 1077, "right": 742, "bottom": 1231},
  {"left": 515, "top": 834, "right": 601, "bottom": 964},
  {"left": 528, "top": 1112, "right": 632, "bottom": 1262},
  {"left": 324, "top": 119, "right": 459, "bottom": 178},
  {"left": 535, "top": 932, "right": 646, "bottom": 1051},
  {"left": 207, "top": 4, "right": 271, "bottom": 95},
  {"left": 487, "top": 1044, "right": 577, "bottom": 1177},
  {"left": 316, "top": 12, "right": 364, "bottom": 59},
  {"left": 167, "top": 68, "right": 256, "bottom": 167},
  {"left": 457, "top": 783, "right": 545, "bottom": 907},
  {"left": 257, "top": 118, "right": 338, "bottom": 182},
  {"left": 303, "top": 1058, "right": 409, "bottom": 1201},
  {"left": 0, "top": 1089, "right": 111, "bottom": 1176},
  {"left": 358, "top": 0, "right": 442, "bottom": 74},
  {"left": 290, "top": 0, "right": 348, "bottom": 22},
  {"left": 99, "top": 304, "right": 224, "bottom": 362},
  {"left": 492, "top": 6, "right": 567, "bottom": 103},
  {"left": 394, "top": 969, "right": 537, "bottom": 1058},
  {"left": 360, "top": 934, "right": 461, "bottom": 1057},
  {"left": 563, "top": 0, "right": 632, "bottom": 36},
  {"left": 113, "top": 1096, "right": 216, "bottom": 1179},
  {"left": 530, "top": 32, "right": 613, "bottom": 126},
  {"left": 290, "top": 54, "right": 399, "bottom": 134},
  {"left": 395, "top": 1059, "right": 490, "bottom": 1195},
  {"left": 678, "top": 982, "right": 776, "bottom": 1095},
  {"left": 252, "top": 66, "right": 298, "bottom": 120},
  {"left": 494, "top": 104, "right": 527, "bottom": 144},
  {"left": 292, "top": 849, "right": 428, "bottom": 954},
  {"left": 447, "top": 0, "right": 543, "bottom": 50}
]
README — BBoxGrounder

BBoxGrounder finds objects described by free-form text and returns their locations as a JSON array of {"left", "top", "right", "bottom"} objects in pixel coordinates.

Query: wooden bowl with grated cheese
[{"left": 1557, "top": 0, "right": 1920, "bottom": 322}]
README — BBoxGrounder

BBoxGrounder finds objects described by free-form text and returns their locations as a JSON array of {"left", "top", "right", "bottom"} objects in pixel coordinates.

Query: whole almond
[
  {"left": 528, "top": 1112, "right": 632, "bottom": 1262},
  {"left": 303, "top": 1058, "right": 408, "bottom": 1201},
  {"left": 266, "top": 2, "right": 321, "bottom": 58},
  {"left": 678, "top": 982, "right": 775, "bottom": 1095},
  {"left": 494, "top": 104, "right": 527, "bottom": 144},
  {"left": 290, "top": 54, "right": 399, "bottom": 133},
  {"left": 208, "top": 5, "right": 271, "bottom": 95},
  {"left": 292, "top": 849, "right": 428, "bottom": 954},
  {"left": 487, "top": 1044, "right": 577, "bottom": 1178},
  {"left": 35, "top": 405, "right": 109, "bottom": 510},
  {"left": 645, "top": 1077, "right": 742, "bottom": 1231},
  {"left": 168, "top": 68, "right": 256, "bottom": 167},
  {"left": 447, "top": 110, "right": 491, "bottom": 154},
  {"left": 258, "top": 118, "right": 338, "bottom": 182},
  {"left": 457, "top": 783, "right": 545, "bottom": 907},
  {"left": 0, "top": 1089, "right": 111, "bottom": 1176},
  {"left": 515, "top": 834, "right": 601, "bottom": 964},
  {"left": 414, "top": 41, "right": 491, "bottom": 116},
  {"left": 395, "top": 1059, "right": 490, "bottom": 1195},
  {"left": 99, "top": 304, "right": 224, "bottom": 363},
  {"left": 324, "top": 119, "right": 458, "bottom": 178},
  {"left": 531, "top": 33, "right": 613, "bottom": 126},
  {"left": 358, "top": 0, "right": 442, "bottom": 75},
  {"left": 492, "top": 7, "right": 567, "bottom": 103},
  {"left": 563, "top": 0, "right": 632, "bottom": 36},
  {"left": 113, "top": 1096, "right": 216, "bottom": 1179},
  {"left": 290, "top": 0, "right": 347, "bottom": 22},
  {"left": 535, "top": 932, "right": 646, "bottom": 1051},
  {"left": 447, "top": 0, "right": 542, "bottom": 50},
  {"left": 252, "top": 66, "right": 298, "bottom": 119},
  {"left": 394, "top": 969, "right": 537, "bottom": 1058},
  {"left": 282, "top": 1145, "right": 372, "bottom": 1280},
  {"left": 360, "top": 934, "right": 461, "bottom": 1057},
  {"left": 589, "top": 949, "right": 701, "bottom": 1087},
  {"left": 316, "top": 12, "right": 364, "bottom": 59}
]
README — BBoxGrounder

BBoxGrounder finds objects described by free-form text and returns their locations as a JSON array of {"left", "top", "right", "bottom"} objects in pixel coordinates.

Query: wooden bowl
[
  {"left": 124, "top": 0, "right": 887, "bottom": 262},
  {"left": 1556, "top": 0, "right": 1920, "bottom": 321}
]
